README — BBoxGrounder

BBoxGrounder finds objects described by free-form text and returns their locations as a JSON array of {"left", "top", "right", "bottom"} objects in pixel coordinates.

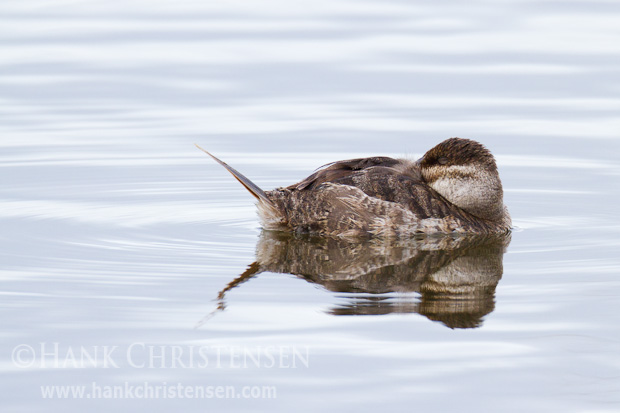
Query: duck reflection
[{"left": 210, "top": 231, "right": 511, "bottom": 329}]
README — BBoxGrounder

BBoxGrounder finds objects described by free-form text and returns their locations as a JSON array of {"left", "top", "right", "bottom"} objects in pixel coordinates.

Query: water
[{"left": 2, "top": 0, "right": 620, "bottom": 411}]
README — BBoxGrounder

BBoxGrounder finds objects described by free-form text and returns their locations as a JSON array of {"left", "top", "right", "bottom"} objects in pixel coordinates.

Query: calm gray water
[{"left": 2, "top": 0, "right": 620, "bottom": 411}]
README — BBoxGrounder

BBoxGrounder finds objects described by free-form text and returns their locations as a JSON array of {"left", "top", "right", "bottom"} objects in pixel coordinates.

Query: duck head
[{"left": 419, "top": 138, "right": 510, "bottom": 225}]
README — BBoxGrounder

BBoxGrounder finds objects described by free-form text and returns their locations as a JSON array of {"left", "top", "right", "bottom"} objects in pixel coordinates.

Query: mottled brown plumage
[{"left": 196, "top": 138, "right": 511, "bottom": 237}]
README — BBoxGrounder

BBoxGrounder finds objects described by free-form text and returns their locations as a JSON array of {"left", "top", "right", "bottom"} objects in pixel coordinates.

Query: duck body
[{"left": 197, "top": 138, "right": 512, "bottom": 238}]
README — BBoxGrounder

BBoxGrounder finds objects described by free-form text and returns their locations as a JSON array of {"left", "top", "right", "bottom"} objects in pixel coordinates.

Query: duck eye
[{"left": 437, "top": 156, "right": 449, "bottom": 165}]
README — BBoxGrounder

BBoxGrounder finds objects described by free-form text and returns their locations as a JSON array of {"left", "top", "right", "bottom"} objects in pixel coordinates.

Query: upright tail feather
[{"left": 195, "top": 144, "right": 274, "bottom": 206}]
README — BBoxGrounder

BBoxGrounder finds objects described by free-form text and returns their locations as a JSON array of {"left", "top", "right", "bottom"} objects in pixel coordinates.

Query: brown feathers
[
  {"left": 200, "top": 138, "right": 512, "bottom": 237},
  {"left": 291, "top": 157, "right": 401, "bottom": 190}
]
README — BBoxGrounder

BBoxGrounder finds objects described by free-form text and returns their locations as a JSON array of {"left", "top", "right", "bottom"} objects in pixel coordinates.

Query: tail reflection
[{"left": 205, "top": 231, "right": 511, "bottom": 329}]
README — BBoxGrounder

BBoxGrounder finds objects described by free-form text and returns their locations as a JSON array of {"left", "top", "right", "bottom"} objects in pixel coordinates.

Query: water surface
[{"left": 1, "top": 0, "right": 620, "bottom": 411}]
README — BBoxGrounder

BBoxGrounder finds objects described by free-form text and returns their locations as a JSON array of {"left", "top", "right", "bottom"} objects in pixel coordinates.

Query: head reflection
[{"left": 209, "top": 231, "right": 511, "bottom": 329}]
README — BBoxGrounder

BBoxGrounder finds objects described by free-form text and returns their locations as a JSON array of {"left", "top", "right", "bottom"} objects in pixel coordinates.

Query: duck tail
[
  {"left": 195, "top": 145, "right": 284, "bottom": 229},
  {"left": 195, "top": 144, "right": 274, "bottom": 205}
]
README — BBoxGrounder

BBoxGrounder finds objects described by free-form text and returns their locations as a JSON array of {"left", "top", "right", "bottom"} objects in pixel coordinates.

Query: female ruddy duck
[{"left": 196, "top": 138, "right": 511, "bottom": 237}]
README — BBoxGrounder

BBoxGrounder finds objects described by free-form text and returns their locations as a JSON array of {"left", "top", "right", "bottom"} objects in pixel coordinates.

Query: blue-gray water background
[{"left": 1, "top": 0, "right": 620, "bottom": 411}]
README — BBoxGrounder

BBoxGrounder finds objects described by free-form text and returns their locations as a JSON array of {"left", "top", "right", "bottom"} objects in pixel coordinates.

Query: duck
[{"left": 196, "top": 137, "right": 512, "bottom": 237}]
